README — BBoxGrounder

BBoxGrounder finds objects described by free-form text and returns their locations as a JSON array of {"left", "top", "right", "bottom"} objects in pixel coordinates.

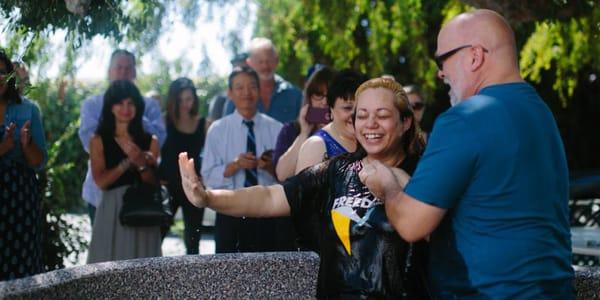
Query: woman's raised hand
[
  {"left": 298, "top": 104, "right": 314, "bottom": 136},
  {"left": 178, "top": 152, "right": 208, "bottom": 208}
]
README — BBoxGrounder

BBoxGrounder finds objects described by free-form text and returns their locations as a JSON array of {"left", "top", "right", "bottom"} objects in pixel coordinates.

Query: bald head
[
  {"left": 436, "top": 9, "right": 523, "bottom": 103},
  {"left": 438, "top": 9, "right": 518, "bottom": 69}
]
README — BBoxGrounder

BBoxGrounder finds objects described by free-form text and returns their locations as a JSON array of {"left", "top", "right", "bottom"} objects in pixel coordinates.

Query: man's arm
[
  {"left": 142, "top": 98, "right": 166, "bottom": 147},
  {"left": 78, "top": 95, "right": 101, "bottom": 153},
  {"left": 359, "top": 160, "right": 446, "bottom": 242},
  {"left": 200, "top": 123, "right": 234, "bottom": 189}
]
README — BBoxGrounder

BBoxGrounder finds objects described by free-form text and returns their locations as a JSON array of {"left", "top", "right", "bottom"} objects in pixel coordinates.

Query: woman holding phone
[
  {"left": 294, "top": 69, "right": 367, "bottom": 174},
  {"left": 179, "top": 78, "right": 429, "bottom": 298},
  {"left": 273, "top": 66, "right": 335, "bottom": 182}
]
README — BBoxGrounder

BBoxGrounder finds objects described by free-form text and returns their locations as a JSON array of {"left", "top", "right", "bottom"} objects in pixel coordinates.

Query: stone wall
[
  {"left": 1, "top": 252, "right": 599, "bottom": 299},
  {"left": 0, "top": 252, "right": 319, "bottom": 299}
]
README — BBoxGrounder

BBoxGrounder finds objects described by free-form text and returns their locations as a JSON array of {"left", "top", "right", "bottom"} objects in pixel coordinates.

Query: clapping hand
[
  {"left": 0, "top": 123, "right": 16, "bottom": 154},
  {"left": 114, "top": 137, "right": 146, "bottom": 167},
  {"left": 19, "top": 120, "right": 31, "bottom": 147},
  {"left": 178, "top": 152, "right": 208, "bottom": 208}
]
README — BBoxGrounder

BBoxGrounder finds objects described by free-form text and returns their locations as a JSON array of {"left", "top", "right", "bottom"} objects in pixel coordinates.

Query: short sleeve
[
  {"left": 404, "top": 111, "right": 478, "bottom": 209},
  {"left": 28, "top": 101, "right": 48, "bottom": 168},
  {"left": 282, "top": 160, "right": 330, "bottom": 220}
]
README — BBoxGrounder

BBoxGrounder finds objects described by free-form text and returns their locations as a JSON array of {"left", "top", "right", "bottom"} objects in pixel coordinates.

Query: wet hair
[
  {"left": 96, "top": 80, "right": 149, "bottom": 145},
  {"left": 354, "top": 77, "right": 425, "bottom": 158},
  {"left": 304, "top": 65, "right": 335, "bottom": 105},
  {"left": 228, "top": 66, "right": 260, "bottom": 90},
  {"left": 166, "top": 77, "right": 199, "bottom": 124},
  {"left": 326, "top": 69, "right": 368, "bottom": 108},
  {"left": 0, "top": 49, "right": 20, "bottom": 103}
]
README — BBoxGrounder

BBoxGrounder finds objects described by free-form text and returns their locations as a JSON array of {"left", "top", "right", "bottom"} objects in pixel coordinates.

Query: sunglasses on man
[{"left": 434, "top": 45, "right": 488, "bottom": 70}]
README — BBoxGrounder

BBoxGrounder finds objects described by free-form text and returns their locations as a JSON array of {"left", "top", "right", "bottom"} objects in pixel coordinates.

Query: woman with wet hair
[{"left": 179, "top": 78, "right": 429, "bottom": 298}]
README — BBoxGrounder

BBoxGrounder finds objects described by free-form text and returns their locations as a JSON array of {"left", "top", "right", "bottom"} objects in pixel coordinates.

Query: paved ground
[{"left": 63, "top": 209, "right": 216, "bottom": 267}]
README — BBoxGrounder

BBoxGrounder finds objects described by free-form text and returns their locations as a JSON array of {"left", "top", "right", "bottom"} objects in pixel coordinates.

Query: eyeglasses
[
  {"left": 434, "top": 45, "right": 488, "bottom": 70},
  {"left": 411, "top": 102, "right": 425, "bottom": 111},
  {"left": 310, "top": 92, "right": 327, "bottom": 101}
]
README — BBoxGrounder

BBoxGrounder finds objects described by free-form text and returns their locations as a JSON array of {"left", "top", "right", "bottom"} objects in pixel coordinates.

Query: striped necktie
[{"left": 242, "top": 120, "right": 258, "bottom": 187}]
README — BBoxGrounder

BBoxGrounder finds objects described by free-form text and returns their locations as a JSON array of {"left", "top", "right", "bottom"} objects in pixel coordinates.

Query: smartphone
[
  {"left": 306, "top": 107, "right": 331, "bottom": 124},
  {"left": 260, "top": 149, "right": 274, "bottom": 160}
]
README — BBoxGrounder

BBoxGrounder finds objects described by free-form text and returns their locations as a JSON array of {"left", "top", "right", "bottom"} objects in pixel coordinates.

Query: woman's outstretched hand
[{"left": 178, "top": 152, "right": 208, "bottom": 208}]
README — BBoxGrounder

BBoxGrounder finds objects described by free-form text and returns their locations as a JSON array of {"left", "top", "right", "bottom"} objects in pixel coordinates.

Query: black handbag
[{"left": 119, "top": 175, "right": 173, "bottom": 227}]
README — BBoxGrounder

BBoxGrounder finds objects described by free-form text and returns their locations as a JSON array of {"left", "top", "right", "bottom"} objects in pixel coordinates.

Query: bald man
[{"left": 360, "top": 9, "right": 574, "bottom": 298}]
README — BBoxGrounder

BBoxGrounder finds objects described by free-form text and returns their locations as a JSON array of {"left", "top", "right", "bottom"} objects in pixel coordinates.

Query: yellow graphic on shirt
[{"left": 331, "top": 210, "right": 352, "bottom": 255}]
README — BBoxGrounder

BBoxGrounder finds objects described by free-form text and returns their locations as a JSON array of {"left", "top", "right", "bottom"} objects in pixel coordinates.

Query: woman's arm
[
  {"left": 276, "top": 131, "right": 311, "bottom": 181},
  {"left": 20, "top": 121, "right": 44, "bottom": 168},
  {"left": 139, "top": 136, "right": 160, "bottom": 183},
  {"left": 179, "top": 152, "right": 291, "bottom": 218},
  {"left": 294, "top": 136, "right": 326, "bottom": 175},
  {"left": 90, "top": 135, "right": 130, "bottom": 189}
]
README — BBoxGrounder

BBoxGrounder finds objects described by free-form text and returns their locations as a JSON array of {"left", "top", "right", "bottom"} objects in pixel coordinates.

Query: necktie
[{"left": 243, "top": 120, "right": 258, "bottom": 187}]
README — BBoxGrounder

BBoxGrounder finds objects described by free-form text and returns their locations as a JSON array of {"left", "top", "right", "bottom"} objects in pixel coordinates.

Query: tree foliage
[
  {"left": 255, "top": 0, "right": 598, "bottom": 108},
  {"left": 255, "top": 0, "right": 442, "bottom": 99},
  {"left": 0, "top": 0, "right": 166, "bottom": 48}
]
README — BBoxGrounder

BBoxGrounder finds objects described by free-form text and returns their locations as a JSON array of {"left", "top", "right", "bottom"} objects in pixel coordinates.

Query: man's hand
[
  {"left": 359, "top": 159, "right": 405, "bottom": 200},
  {"left": 236, "top": 152, "right": 258, "bottom": 169},
  {"left": 258, "top": 149, "right": 275, "bottom": 176},
  {"left": 178, "top": 152, "right": 208, "bottom": 208}
]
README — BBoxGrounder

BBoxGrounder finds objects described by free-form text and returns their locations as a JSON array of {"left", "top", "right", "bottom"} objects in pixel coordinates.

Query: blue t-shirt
[{"left": 405, "top": 82, "right": 574, "bottom": 298}]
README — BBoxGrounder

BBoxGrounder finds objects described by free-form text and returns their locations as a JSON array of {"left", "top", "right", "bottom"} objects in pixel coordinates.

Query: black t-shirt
[
  {"left": 283, "top": 152, "right": 428, "bottom": 299},
  {"left": 159, "top": 118, "right": 206, "bottom": 187}
]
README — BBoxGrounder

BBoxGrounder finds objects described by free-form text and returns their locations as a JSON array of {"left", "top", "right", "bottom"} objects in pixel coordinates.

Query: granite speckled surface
[
  {"left": 0, "top": 252, "right": 319, "bottom": 299},
  {"left": 1, "top": 253, "right": 599, "bottom": 299}
]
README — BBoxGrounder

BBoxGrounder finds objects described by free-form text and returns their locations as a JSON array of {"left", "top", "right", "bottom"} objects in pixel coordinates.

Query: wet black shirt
[{"left": 283, "top": 152, "right": 429, "bottom": 299}]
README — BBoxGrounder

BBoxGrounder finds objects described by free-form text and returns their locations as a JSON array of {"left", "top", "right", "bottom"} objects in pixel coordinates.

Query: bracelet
[{"left": 118, "top": 158, "right": 131, "bottom": 171}]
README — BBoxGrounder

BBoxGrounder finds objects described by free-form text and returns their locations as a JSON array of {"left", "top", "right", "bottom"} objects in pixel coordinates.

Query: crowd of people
[{"left": 1, "top": 8, "right": 575, "bottom": 299}]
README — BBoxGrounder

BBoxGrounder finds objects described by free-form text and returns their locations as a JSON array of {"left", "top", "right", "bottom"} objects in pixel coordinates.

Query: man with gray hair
[
  {"left": 78, "top": 49, "right": 166, "bottom": 224},
  {"left": 223, "top": 37, "right": 302, "bottom": 124}
]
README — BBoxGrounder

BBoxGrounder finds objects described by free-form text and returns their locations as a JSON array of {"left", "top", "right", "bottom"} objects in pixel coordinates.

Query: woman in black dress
[
  {"left": 159, "top": 77, "right": 206, "bottom": 254},
  {"left": 0, "top": 50, "right": 47, "bottom": 280},
  {"left": 179, "top": 78, "right": 429, "bottom": 298}
]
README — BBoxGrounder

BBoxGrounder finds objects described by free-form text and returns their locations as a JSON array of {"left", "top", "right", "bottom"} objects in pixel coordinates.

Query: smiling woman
[
  {"left": 178, "top": 77, "right": 429, "bottom": 298},
  {"left": 87, "top": 80, "right": 162, "bottom": 263}
]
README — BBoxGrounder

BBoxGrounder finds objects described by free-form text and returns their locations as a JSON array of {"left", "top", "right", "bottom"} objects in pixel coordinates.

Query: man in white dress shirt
[{"left": 202, "top": 66, "right": 284, "bottom": 253}]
